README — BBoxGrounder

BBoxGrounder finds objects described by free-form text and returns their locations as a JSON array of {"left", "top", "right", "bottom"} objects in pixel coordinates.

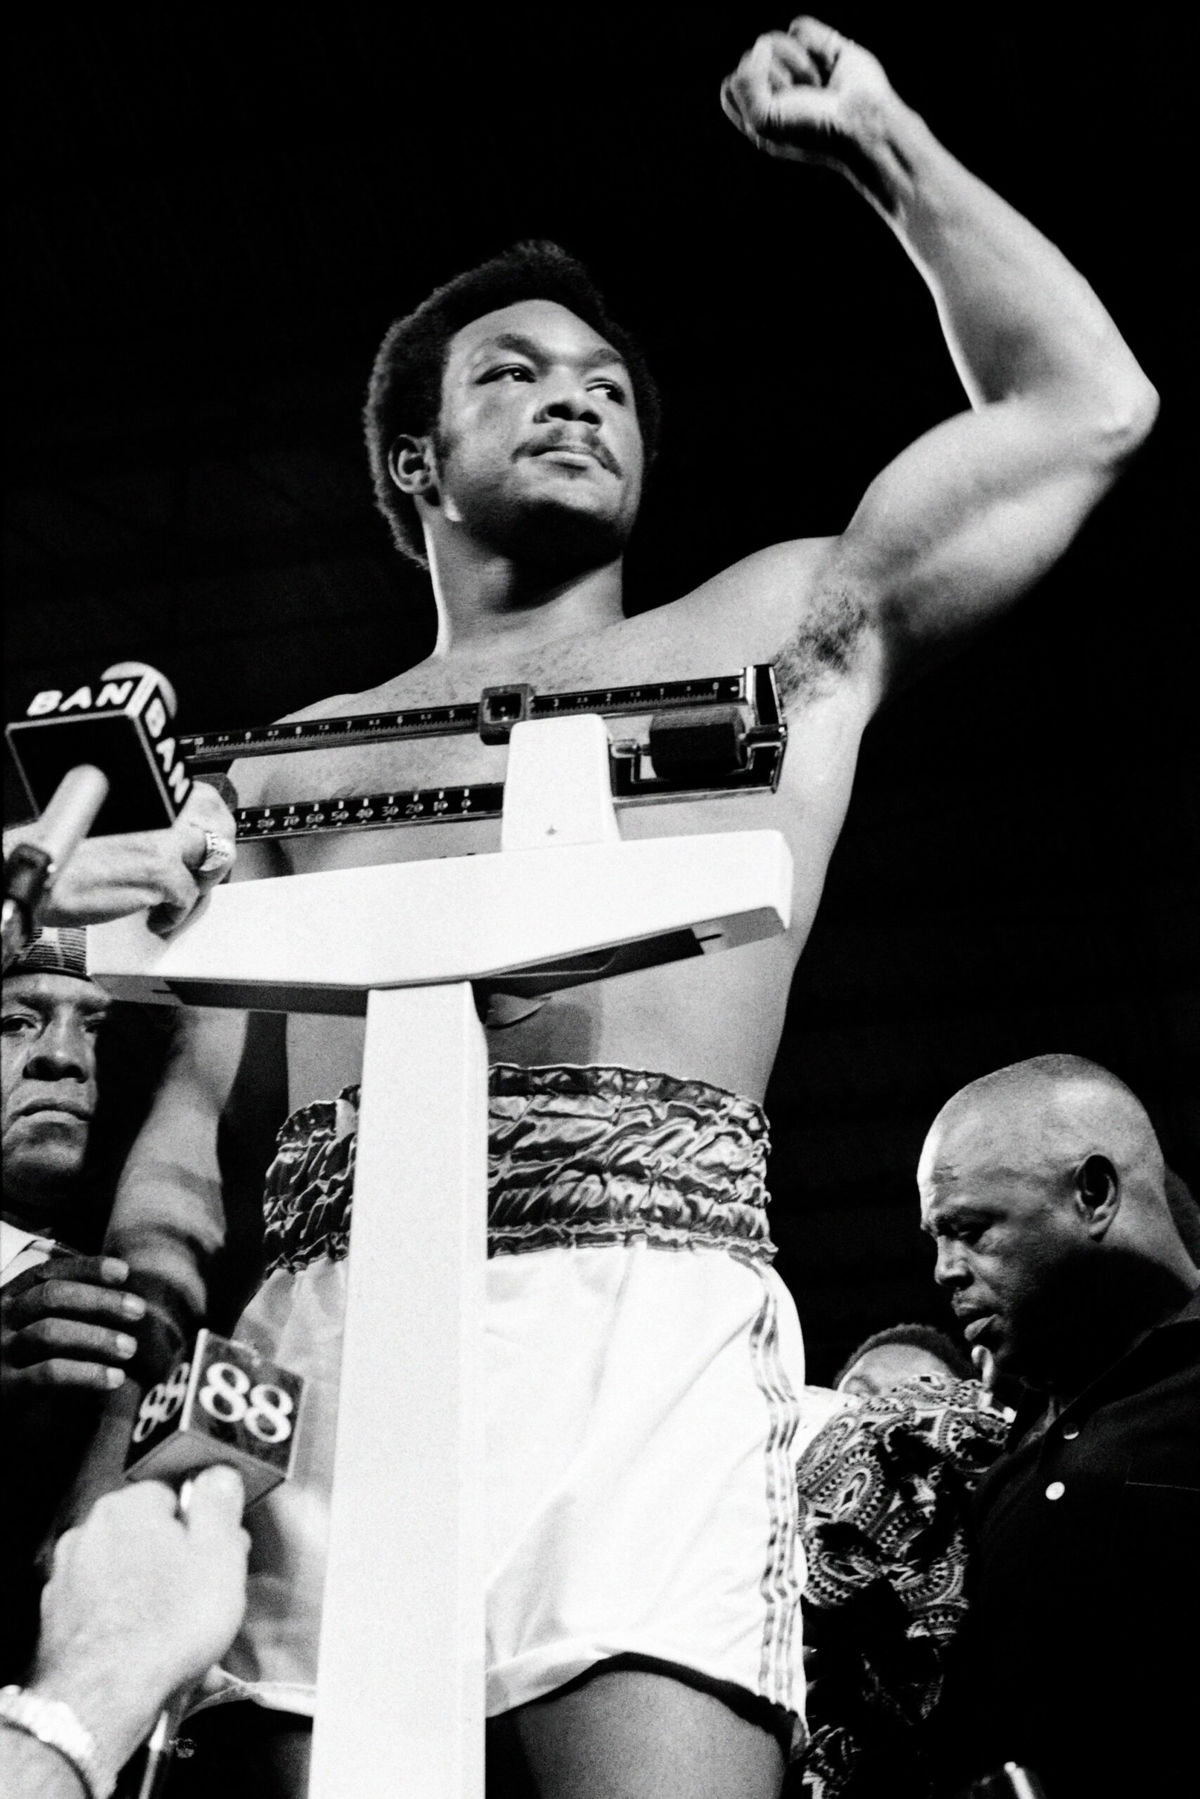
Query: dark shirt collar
[{"left": 1009, "top": 1276, "right": 1200, "bottom": 1445}]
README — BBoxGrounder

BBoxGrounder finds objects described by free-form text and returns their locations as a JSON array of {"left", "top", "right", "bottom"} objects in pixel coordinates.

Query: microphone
[
  {"left": 1, "top": 764, "right": 110, "bottom": 970},
  {"left": 123, "top": 1330, "right": 305, "bottom": 1799},
  {"left": 6, "top": 662, "right": 193, "bottom": 836},
  {"left": 124, "top": 1326, "right": 304, "bottom": 1506}
]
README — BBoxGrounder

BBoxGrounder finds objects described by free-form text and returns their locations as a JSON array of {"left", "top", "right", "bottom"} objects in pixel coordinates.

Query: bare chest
[{"left": 234, "top": 622, "right": 868, "bottom": 880}]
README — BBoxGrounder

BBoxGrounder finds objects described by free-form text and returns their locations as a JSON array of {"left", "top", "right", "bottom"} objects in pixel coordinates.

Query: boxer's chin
[{"left": 480, "top": 492, "right": 633, "bottom": 573}]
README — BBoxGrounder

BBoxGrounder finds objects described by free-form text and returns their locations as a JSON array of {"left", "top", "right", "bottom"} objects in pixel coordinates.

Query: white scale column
[{"left": 309, "top": 981, "right": 488, "bottom": 1798}]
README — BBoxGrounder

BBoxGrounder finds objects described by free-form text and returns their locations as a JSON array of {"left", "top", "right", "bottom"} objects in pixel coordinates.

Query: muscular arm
[
  {"left": 102, "top": 833, "right": 286, "bottom": 1356},
  {"left": 722, "top": 19, "right": 1158, "bottom": 695},
  {"left": 51, "top": 823, "right": 287, "bottom": 1525}
]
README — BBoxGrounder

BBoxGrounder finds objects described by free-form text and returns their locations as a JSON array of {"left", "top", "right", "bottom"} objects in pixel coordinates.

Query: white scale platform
[{"left": 89, "top": 715, "right": 794, "bottom": 1799}]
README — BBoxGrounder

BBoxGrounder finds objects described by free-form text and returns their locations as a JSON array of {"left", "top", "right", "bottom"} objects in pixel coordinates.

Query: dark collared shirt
[{"left": 934, "top": 1283, "right": 1200, "bottom": 1798}]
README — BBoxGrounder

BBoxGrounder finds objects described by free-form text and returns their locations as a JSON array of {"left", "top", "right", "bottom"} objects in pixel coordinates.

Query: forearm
[
  {"left": 852, "top": 90, "right": 1155, "bottom": 431},
  {"left": 105, "top": 844, "right": 280, "bottom": 1326},
  {"left": 106, "top": 1127, "right": 223, "bottom": 1339},
  {"left": 104, "top": 1009, "right": 246, "bottom": 1352}
]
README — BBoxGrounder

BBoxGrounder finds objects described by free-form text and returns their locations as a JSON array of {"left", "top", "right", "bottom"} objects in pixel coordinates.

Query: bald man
[{"left": 917, "top": 1055, "right": 1200, "bottom": 1799}]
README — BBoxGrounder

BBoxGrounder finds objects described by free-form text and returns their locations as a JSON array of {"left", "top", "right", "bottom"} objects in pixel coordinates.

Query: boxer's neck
[{"left": 425, "top": 532, "right": 626, "bottom": 660}]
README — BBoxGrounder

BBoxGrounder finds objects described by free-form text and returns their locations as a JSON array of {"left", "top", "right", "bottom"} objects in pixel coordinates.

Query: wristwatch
[{"left": 0, "top": 1684, "right": 115, "bottom": 1798}]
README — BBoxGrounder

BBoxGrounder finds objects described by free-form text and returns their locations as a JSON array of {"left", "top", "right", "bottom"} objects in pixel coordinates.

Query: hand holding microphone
[
  {"left": 11, "top": 1469, "right": 251, "bottom": 1799},
  {"left": 4, "top": 663, "right": 238, "bottom": 959},
  {"left": 2, "top": 779, "right": 237, "bottom": 964},
  {"left": 29, "top": 778, "right": 238, "bottom": 935},
  {"left": 1, "top": 765, "right": 111, "bottom": 967},
  {"left": 120, "top": 1330, "right": 304, "bottom": 1798}
]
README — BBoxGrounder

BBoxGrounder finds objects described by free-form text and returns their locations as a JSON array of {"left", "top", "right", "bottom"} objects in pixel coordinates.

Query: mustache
[{"left": 523, "top": 430, "right": 620, "bottom": 476}]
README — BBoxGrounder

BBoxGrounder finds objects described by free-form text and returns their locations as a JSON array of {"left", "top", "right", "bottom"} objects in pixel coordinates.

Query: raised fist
[{"left": 721, "top": 16, "right": 898, "bottom": 187}]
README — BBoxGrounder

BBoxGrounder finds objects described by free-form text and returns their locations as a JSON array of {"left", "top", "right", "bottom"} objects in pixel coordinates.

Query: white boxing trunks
[{"left": 212, "top": 1064, "right": 807, "bottom": 1749}]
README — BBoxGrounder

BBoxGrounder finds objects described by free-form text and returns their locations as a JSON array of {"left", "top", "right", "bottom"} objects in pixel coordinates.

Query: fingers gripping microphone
[
  {"left": 6, "top": 662, "right": 193, "bottom": 836},
  {"left": 1, "top": 764, "right": 109, "bottom": 970},
  {"left": 123, "top": 1330, "right": 305, "bottom": 1799}
]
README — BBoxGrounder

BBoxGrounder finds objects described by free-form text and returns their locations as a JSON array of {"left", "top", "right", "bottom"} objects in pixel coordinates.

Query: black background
[{"left": 6, "top": 5, "right": 1197, "bottom": 1379}]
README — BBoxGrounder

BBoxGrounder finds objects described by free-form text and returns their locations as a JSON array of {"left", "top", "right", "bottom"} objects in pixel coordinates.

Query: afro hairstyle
[{"left": 363, "top": 239, "right": 662, "bottom": 566}]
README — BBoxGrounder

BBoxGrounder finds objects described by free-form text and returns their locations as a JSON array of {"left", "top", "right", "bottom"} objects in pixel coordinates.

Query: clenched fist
[{"left": 721, "top": 17, "right": 904, "bottom": 207}]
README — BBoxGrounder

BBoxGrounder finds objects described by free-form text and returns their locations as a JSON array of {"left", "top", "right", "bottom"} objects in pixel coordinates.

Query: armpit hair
[{"left": 772, "top": 587, "right": 870, "bottom": 707}]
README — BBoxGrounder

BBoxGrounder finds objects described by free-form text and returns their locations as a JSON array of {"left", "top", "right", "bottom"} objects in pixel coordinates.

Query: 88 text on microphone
[{"left": 125, "top": 1329, "right": 304, "bottom": 1504}]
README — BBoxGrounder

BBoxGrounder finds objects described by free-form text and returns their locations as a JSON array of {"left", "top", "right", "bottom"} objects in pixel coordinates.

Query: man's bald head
[
  {"left": 918, "top": 1056, "right": 1192, "bottom": 1392},
  {"left": 924, "top": 1055, "right": 1166, "bottom": 1217}
]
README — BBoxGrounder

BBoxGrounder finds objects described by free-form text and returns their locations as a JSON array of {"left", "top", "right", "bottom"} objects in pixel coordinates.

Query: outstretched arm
[{"left": 721, "top": 17, "right": 1158, "bottom": 693}]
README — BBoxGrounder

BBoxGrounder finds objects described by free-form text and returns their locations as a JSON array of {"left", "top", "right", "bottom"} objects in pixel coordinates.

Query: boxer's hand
[
  {"left": 0, "top": 1254, "right": 146, "bottom": 1396},
  {"left": 721, "top": 16, "right": 898, "bottom": 184},
  {"left": 20, "top": 776, "right": 238, "bottom": 937}
]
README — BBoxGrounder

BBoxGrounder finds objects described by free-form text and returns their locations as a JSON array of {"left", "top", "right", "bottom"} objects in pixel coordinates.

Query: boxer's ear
[{"left": 388, "top": 436, "right": 436, "bottom": 497}]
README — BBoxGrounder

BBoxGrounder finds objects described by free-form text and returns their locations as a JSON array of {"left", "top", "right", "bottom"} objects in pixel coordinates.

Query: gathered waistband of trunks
[{"left": 261, "top": 1063, "right": 776, "bottom": 1279}]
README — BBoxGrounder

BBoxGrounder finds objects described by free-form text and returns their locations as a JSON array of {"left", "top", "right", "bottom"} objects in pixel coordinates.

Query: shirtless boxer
[{"left": 103, "top": 18, "right": 1156, "bottom": 1799}]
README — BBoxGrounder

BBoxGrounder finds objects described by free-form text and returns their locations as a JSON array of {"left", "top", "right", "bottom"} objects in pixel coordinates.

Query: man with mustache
[
  {"left": 0, "top": 928, "right": 150, "bottom": 1674},
  {"left": 1, "top": 928, "right": 136, "bottom": 1384},
  {"left": 919, "top": 1055, "right": 1200, "bottom": 1797},
  {"left": 104, "top": 17, "right": 1157, "bottom": 1798}
]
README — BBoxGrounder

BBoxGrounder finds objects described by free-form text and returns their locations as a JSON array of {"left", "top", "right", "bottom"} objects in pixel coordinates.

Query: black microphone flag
[{"left": 6, "top": 661, "right": 193, "bottom": 835}]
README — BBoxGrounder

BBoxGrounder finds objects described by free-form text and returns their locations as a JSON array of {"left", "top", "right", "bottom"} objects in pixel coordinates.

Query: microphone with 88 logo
[{"left": 125, "top": 1328, "right": 303, "bottom": 1505}]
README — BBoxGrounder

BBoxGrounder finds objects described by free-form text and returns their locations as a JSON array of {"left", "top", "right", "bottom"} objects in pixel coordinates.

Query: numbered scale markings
[
  {"left": 181, "top": 673, "right": 755, "bottom": 765},
  {"left": 237, "top": 783, "right": 505, "bottom": 839}
]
